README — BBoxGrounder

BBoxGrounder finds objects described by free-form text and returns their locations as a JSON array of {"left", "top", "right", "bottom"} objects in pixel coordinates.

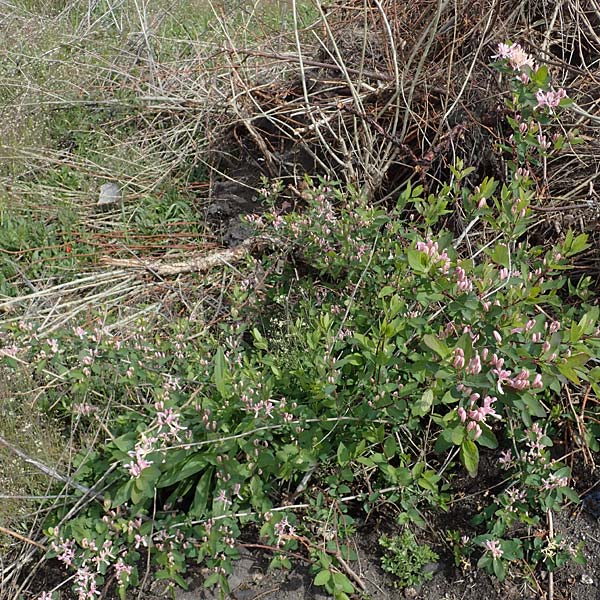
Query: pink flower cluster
[
  {"left": 455, "top": 266, "right": 473, "bottom": 293},
  {"left": 274, "top": 515, "right": 296, "bottom": 547},
  {"left": 74, "top": 565, "right": 100, "bottom": 599},
  {"left": 483, "top": 539, "right": 504, "bottom": 559},
  {"left": 114, "top": 558, "right": 133, "bottom": 581},
  {"left": 124, "top": 433, "right": 156, "bottom": 478},
  {"left": 541, "top": 470, "right": 569, "bottom": 491},
  {"left": 416, "top": 239, "right": 476, "bottom": 293},
  {"left": 51, "top": 536, "right": 76, "bottom": 567},
  {"left": 536, "top": 88, "right": 567, "bottom": 112},
  {"left": 524, "top": 422, "right": 546, "bottom": 460},
  {"left": 457, "top": 393, "right": 499, "bottom": 439},
  {"left": 240, "top": 388, "right": 275, "bottom": 419},
  {"left": 489, "top": 353, "right": 543, "bottom": 394},
  {"left": 494, "top": 42, "right": 535, "bottom": 81},
  {"left": 416, "top": 240, "right": 451, "bottom": 273},
  {"left": 155, "top": 401, "right": 187, "bottom": 441}
]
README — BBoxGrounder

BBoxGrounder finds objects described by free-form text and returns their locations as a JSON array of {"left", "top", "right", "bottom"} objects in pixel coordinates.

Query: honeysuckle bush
[{"left": 1, "top": 43, "right": 599, "bottom": 600}]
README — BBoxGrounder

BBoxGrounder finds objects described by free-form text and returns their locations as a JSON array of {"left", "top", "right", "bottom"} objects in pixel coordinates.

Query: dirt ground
[{"left": 159, "top": 504, "right": 600, "bottom": 600}]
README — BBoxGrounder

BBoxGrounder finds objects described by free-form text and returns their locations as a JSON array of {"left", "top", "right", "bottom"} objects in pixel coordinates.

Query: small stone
[
  {"left": 98, "top": 182, "right": 122, "bottom": 207},
  {"left": 423, "top": 561, "right": 443, "bottom": 576},
  {"left": 582, "top": 490, "right": 600, "bottom": 518},
  {"left": 581, "top": 573, "right": 594, "bottom": 585}
]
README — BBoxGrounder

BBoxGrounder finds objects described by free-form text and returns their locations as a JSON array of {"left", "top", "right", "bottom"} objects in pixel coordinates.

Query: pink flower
[
  {"left": 460, "top": 395, "right": 499, "bottom": 439},
  {"left": 453, "top": 348, "right": 465, "bottom": 370},
  {"left": 532, "top": 373, "right": 543, "bottom": 389},
  {"left": 124, "top": 436, "right": 155, "bottom": 478},
  {"left": 73, "top": 326, "right": 87, "bottom": 339},
  {"left": 274, "top": 516, "right": 296, "bottom": 547},
  {"left": 494, "top": 42, "right": 535, "bottom": 72},
  {"left": 536, "top": 88, "right": 567, "bottom": 112},
  {"left": 216, "top": 489, "right": 232, "bottom": 507},
  {"left": 537, "top": 133, "right": 551, "bottom": 151},
  {"left": 498, "top": 449, "right": 513, "bottom": 467},
  {"left": 455, "top": 266, "right": 473, "bottom": 293},
  {"left": 114, "top": 558, "right": 133, "bottom": 580},
  {"left": 494, "top": 42, "right": 513, "bottom": 59},
  {"left": 483, "top": 539, "right": 504, "bottom": 559},
  {"left": 493, "top": 330, "right": 502, "bottom": 344}
]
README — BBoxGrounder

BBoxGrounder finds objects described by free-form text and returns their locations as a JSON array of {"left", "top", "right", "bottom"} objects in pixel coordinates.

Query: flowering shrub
[{"left": 1, "top": 42, "right": 599, "bottom": 599}]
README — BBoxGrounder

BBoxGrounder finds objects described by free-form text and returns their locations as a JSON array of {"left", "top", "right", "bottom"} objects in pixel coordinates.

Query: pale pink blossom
[
  {"left": 494, "top": 42, "right": 536, "bottom": 72},
  {"left": 114, "top": 558, "right": 133, "bottom": 580},
  {"left": 73, "top": 326, "right": 87, "bottom": 339},
  {"left": 536, "top": 88, "right": 567, "bottom": 112},
  {"left": 498, "top": 449, "right": 514, "bottom": 467},
  {"left": 216, "top": 489, "right": 232, "bottom": 507},
  {"left": 483, "top": 539, "right": 504, "bottom": 559},
  {"left": 274, "top": 516, "right": 296, "bottom": 546},
  {"left": 453, "top": 348, "right": 465, "bottom": 370}
]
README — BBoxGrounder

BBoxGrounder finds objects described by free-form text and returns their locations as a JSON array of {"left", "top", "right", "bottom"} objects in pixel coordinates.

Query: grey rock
[
  {"left": 581, "top": 573, "right": 594, "bottom": 585},
  {"left": 223, "top": 218, "right": 253, "bottom": 247},
  {"left": 97, "top": 182, "right": 122, "bottom": 207},
  {"left": 207, "top": 194, "right": 259, "bottom": 220}
]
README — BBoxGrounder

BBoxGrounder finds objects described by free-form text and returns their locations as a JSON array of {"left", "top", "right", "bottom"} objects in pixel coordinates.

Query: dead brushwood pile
[{"left": 204, "top": 0, "right": 599, "bottom": 267}]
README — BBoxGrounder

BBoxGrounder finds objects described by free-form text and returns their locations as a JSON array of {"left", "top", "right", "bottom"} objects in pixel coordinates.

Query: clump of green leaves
[{"left": 379, "top": 531, "right": 439, "bottom": 588}]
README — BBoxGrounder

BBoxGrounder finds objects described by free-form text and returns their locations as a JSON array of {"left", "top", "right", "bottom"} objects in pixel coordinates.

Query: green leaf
[
  {"left": 383, "top": 436, "right": 397, "bottom": 459},
  {"left": 113, "top": 434, "right": 137, "bottom": 454},
  {"left": 190, "top": 467, "right": 214, "bottom": 517},
  {"left": 112, "top": 479, "right": 134, "bottom": 507},
  {"left": 214, "top": 347, "right": 228, "bottom": 397},
  {"left": 412, "top": 389, "right": 434, "bottom": 417},
  {"left": 314, "top": 570, "right": 331, "bottom": 586},
  {"left": 252, "top": 328, "right": 268, "bottom": 350},
  {"left": 378, "top": 286, "right": 396, "bottom": 298},
  {"left": 332, "top": 571, "right": 354, "bottom": 593},
  {"left": 522, "top": 395, "right": 547, "bottom": 418},
  {"left": 407, "top": 248, "right": 427, "bottom": 273},
  {"left": 477, "top": 423, "right": 498, "bottom": 449},
  {"left": 337, "top": 442, "right": 350, "bottom": 466},
  {"left": 557, "top": 363, "right": 581, "bottom": 384},
  {"left": 448, "top": 425, "right": 465, "bottom": 445},
  {"left": 501, "top": 539, "right": 523, "bottom": 560},
  {"left": 578, "top": 306, "right": 599, "bottom": 335},
  {"left": 423, "top": 334, "right": 451, "bottom": 359},
  {"left": 532, "top": 64, "right": 549, "bottom": 86},
  {"left": 491, "top": 244, "right": 509, "bottom": 268},
  {"left": 570, "top": 233, "right": 589, "bottom": 255},
  {"left": 460, "top": 440, "right": 479, "bottom": 477},
  {"left": 493, "top": 557, "right": 506, "bottom": 581},
  {"left": 158, "top": 455, "right": 207, "bottom": 488}
]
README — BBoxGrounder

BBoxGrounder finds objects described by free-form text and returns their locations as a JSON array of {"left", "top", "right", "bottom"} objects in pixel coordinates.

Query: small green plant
[{"left": 379, "top": 531, "right": 439, "bottom": 588}]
